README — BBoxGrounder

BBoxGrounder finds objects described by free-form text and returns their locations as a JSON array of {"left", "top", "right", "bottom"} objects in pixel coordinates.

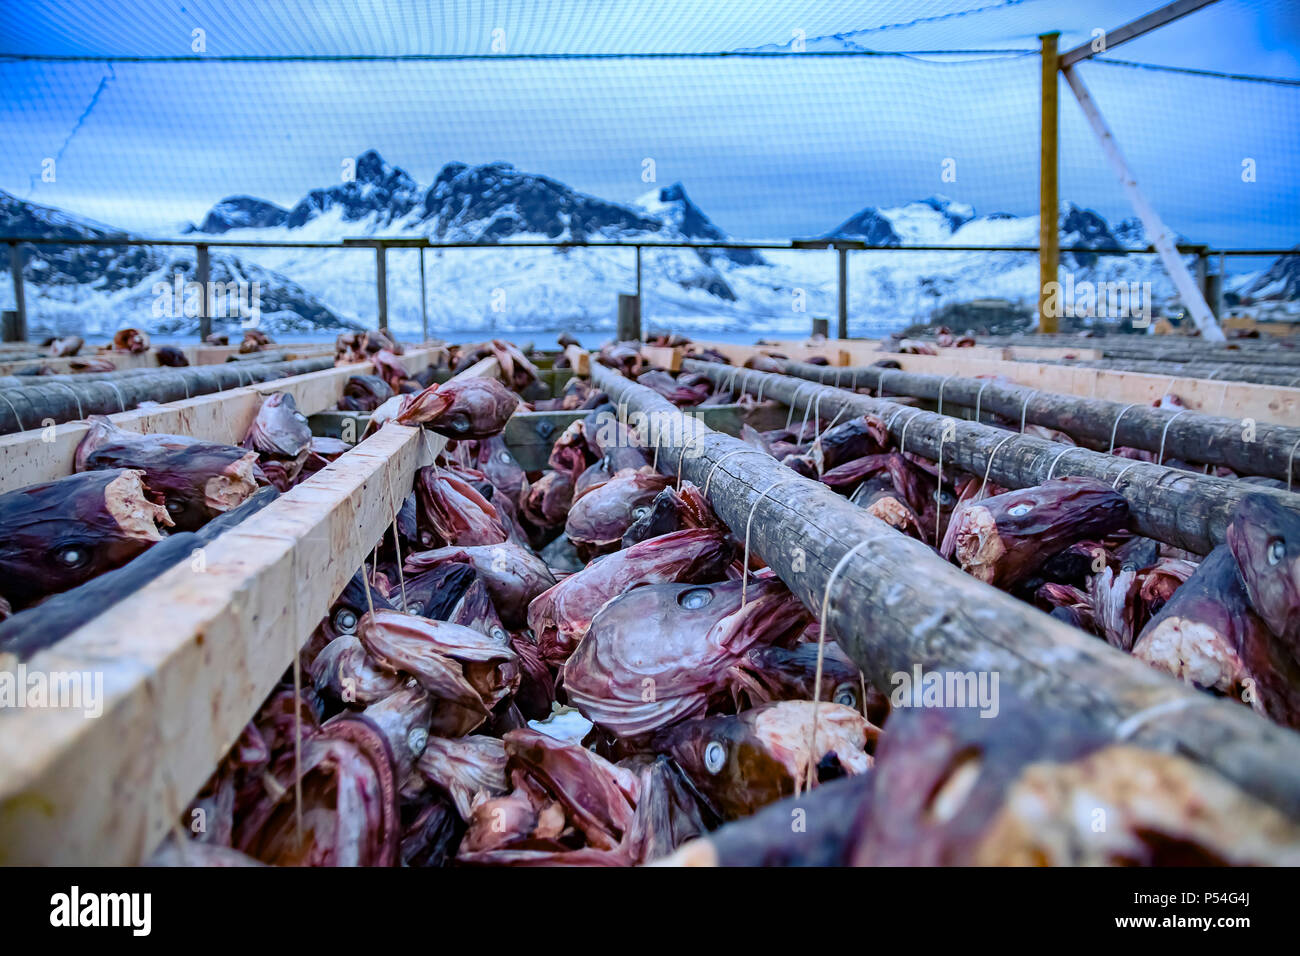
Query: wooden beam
[
  {"left": 1060, "top": 0, "right": 1222, "bottom": 68},
  {"left": 1062, "top": 65, "right": 1223, "bottom": 341},
  {"left": 563, "top": 344, "right": 591, "bottom": 376},
  {"left": 0, "top": 356, "right": 501, "bottom": 865},
  {"left": 0, "top": 347, "right": 442, "bottom": 493},
  {"left": 779, "top": 359, "right": 1300, "bottom": 484},
  {"left": 691, "top": 359, "right": 1298, "bottom": 555},
  {"left": 1039, "top": 32, "right": 1060, "bottom": 335},
  {"left": 590, "top": 361, "right": 1300, "bottom": 819}
]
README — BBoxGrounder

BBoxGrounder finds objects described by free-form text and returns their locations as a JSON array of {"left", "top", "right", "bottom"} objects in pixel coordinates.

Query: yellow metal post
[{"left": 1039, "top": 32, "right": 1060, "bottom": 334}]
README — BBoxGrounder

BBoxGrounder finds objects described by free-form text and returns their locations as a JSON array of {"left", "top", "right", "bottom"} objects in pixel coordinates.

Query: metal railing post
[
  {"left": 7, "top": 241, "right": 26, "bottom": 342},
  {"left": 195, "top": 243, "right": 211, "bottom": 341},
  {"left": 837, "top": 245, "right": 849, "bottom": 338},
  {"left": 419, "top": 245, "right": 428, "bottom": 343},
  {"left": 375, "top": 243, "right": 388, "bottom": 332}
]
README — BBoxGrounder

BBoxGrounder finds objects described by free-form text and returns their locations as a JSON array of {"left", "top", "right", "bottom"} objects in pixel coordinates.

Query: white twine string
[
  {"left": 978, "top": 433, "right": 1016, "bottom": 500},
  {"left": 46, "top": 382, "right": 84, "bottom": 419},
  {"left": 805, "top": 537, "right": 873, "bottom": 791},
  {"left": 785, "top": 382, "right": 817, "bottom": 430},
  {"left": 1019, "top": 388, "right": 1038, "bottom": 433},
  {"left": 1046, "top": 447, "right": 1076, "bottom": 480},
  {"left": 1114, "top": 695, "right": 1211, "bottom": 742},
  {"left": 936, "top": 375, "right": 955, "bottom": 417},
  {"left": 1287, "top": 437, "right": 1300, "bottom": 493},
  {"left": 741, "top": 476, "right": 803, "bottom": 606},
  {"left": 1111, "top": 462, "right": 1141, "bottom": 490},
  {"left": 1156, "top": 409, "right": 1187, "bottom": 466},
  {"left": 703, "top": 448, "right": 755, "bottom": 498},
  {"left": 1108, "top": 403, "right": 1138, "bottom": 454},
  {"left": 0, "top": 391, "right": 25, "bottom": 431},
  {"left": 973, "top": 380, "right": 992, "bottom": 424}
]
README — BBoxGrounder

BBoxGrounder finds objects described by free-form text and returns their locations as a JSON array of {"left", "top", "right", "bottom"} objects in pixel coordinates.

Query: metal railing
[{"left": 3, "top": 234, "right": 1293, "bottom": 342}]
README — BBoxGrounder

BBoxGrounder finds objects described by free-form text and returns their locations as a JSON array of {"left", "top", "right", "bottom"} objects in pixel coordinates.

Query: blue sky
[{"left": 1, "top": 0, "right": 1297, "bottom": 248}]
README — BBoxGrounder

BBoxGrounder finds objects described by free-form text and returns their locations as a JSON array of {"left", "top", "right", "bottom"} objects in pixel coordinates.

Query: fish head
[
  {"left": 1228, "top": 493, "right": 1300, "bottom": 642},
  {"left": 656, "top": 701, "right": 874, "bottom": 819},
  {"left": 426, "top": 378, "right": 520, "bottom": 439},
  {"left": 564, "top": 471, "right": 673, "bottom": 558}
]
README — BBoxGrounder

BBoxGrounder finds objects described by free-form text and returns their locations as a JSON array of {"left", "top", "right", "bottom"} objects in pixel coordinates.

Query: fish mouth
[
  {"left": 205, "top": 451, "right": 261, "bottom": 513},
  {"left": 954, "top": 505, "right": 1004, "bottom": 584},
  {"left": 105, "top": 469, "right": 173, "bottom": 536}
]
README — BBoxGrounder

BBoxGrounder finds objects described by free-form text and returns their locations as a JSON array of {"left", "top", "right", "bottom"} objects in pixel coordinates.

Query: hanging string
[
  {"left": 978, "top": 433, "right": 1016, "bottom": 499},
  {"left": 1045, "top": 447, "right": 1076, "bottom": 480},
  {"left": 1287, "top": 437, "right": 1300, "bottom": 493},
  {"left": 741, "top": 476, "right": 804, "bottom": 606},
  {"left": 1156, "top": 409, "right": 1187, "bottom": 466},
  {"left": 973, "top": 380, "right": 992, "bottom": 424},
  {"left": 0, "top": 391, "right": 27, "bottom": 431},
  {"left": 936, "top": 375, "right": 955, "bottom": 417},
  {"left": 1108, "top": 403, "right": 1138, "bottom": 454},
  {"left": 702, "top": 448, "right": 755, "bottom": 497},
  {"left": 805, "top": 537, "right": 873, "bottom": 791},
  {"left": 1019, "top": 389, "right": 1038, "bottom": 433},
  {"left": 1111, "top": 461, "right": 1140, "bottom": 490}
]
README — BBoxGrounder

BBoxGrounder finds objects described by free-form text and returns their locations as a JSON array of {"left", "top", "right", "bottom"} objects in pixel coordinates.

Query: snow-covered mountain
[
  {"left": 0, "top": 190, "right": 356, "bottom": 337},
  {"left": 6, "top": 151, "right": 1295, "bottom": 339}
]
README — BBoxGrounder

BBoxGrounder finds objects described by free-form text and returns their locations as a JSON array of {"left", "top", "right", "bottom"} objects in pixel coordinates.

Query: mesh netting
[{"left": 1, "top": 0, "right": 1296, "bottom": 337}]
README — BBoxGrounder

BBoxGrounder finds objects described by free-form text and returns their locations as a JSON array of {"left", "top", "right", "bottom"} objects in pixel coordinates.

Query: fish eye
[
  {"left": 448, "top": 413, "right": 470, "bottom": 433},
  {"left": 632, "top": 505, "right": 650, "bottom": 520},
  {"left": 1269, "top": 540, "right": 1286, "bottom": 566},
  {"left": 334, "top": 608, "right": 359, "bottom": 634},
  {"left": 407, "top": 727, "right": 428, "bottom": 755},
  {"left": 407, "top": 601, "right": 423, "bottom": 616},
  {"left": 1007, "top": 502, "right": 1033, "bottom": 517},
  {"left": 704, "top": 741, "right": 726, "bottom": 774},
  {"left": 833, "top": 683, "right": 858, "bottom": 708},
  {"left": 166, "top": 500, "right": 184, "bottom": 514},
  {"left": 489, "top": 625, "right": 508, "bottom": 643},
  {"left": 678, "top": 587, "right": 713, "bottom": 609},
  {"left": 53, "top": 546, "right": 89, "bottom": 569},
  {"left": 497, "top": 451, "right": 512, "bottom": 463}
]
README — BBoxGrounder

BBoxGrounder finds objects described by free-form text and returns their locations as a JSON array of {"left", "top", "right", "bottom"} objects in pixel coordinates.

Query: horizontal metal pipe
[
  {"left": 686, "top": 359, "right": 1300, "bottom": 554},
  {"left": 779, "top": 359, "right": 1300, "bottom": 483},
  {"left": 590, "top": 361, "right": 1300, "bottom": 820}
]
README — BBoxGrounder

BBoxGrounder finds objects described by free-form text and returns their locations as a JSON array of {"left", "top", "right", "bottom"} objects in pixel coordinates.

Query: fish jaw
[
  {"left": 954, "top": 505, "right": 1004, "bottom": 585},
  {"left": 203, "top": 450, "right": 261, "bottom": 514}
]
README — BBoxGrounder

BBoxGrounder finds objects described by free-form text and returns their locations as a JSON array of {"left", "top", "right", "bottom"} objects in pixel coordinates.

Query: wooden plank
[
  {"left": 563, "top": 344, "right": 590, "bottom": 376},
  {"left": 0, "top": 356, "right": 501, "bottom": 865},
  {"left": 868, "top": 351, "right": 1300, "bottom": 427},
  {"left": 640, "top": 345, "right": 684, "bottom": 372},
  {"left": 0, "top": 347, "right": 442, "bottom": 494}
]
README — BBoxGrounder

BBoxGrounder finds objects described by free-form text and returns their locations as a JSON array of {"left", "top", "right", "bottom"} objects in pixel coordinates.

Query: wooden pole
[
  {"left": 1061, "top": 65, "right": 1224, "bottom": 341},
  {"left": 776, "top": 358, "right": 1300, "bottom": 483},
  {"left": 7, "top": 242, "right": 26, "bottom": 343},
  {"left": 1039, "top": 32, "right": 1060, "bottom": 335},
  {"left": 685, "top": 358, "right": 1299, "bottom": 555},
  {"left": 589, "top": 361, "right": 1300, "bottom": 820},
  {"left": 196, "top": 243, "right": 211, "bottom": 342}
]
